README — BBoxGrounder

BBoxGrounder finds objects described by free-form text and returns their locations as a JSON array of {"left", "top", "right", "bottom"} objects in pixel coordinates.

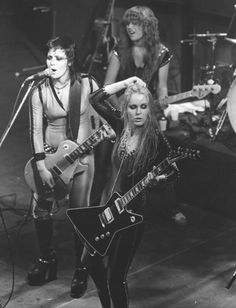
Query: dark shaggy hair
[
  {"left": 46, "top": 36, "right": 80, "bottom": 81},
  {"left": 118, "top": 6, "right": 161, "bottom": 85}
]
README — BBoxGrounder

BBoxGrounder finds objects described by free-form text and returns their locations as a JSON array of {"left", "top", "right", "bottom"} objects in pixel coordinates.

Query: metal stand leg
[
  {"left": 211, "top": 107, "right": 227, "bottom": 142},
  {"left": 0, "top": 80, "right": 35, "bottom": 148}
]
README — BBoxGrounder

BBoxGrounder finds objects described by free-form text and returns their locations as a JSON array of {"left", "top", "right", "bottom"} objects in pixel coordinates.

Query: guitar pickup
[
  {"left": 115, "top": 198, "right": 124, "bottom": 214},
  {"left": 99, "top": 207, "right": 114, "bottom": 226},
  {"left": 64, "top": 154, "right": 74, "bottom": 164},
  {"left": 52, "top": 165, "right": 62, "bottom": 175}
]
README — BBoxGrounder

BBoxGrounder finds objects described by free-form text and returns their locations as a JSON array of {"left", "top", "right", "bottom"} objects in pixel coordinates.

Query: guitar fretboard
[
  {"left": 167, "top": 90, "right": 194, "bottom": 104},
  {"left": 119, "top": 158, "right": 171, "bottom": 207},
  {"left": 69, "top": 124, "right": 108, "bottom": 162}
]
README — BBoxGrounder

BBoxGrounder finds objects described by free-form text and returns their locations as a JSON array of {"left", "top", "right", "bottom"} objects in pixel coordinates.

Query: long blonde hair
[{"left": 118, "top": 83, "right": 160, "bottom": 175}]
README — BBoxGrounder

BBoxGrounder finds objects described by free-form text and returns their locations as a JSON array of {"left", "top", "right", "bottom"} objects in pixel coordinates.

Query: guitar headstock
[
  {"left": 192, "top": 84, "right": 221, "bottom": 98},
  {"left": 169, "top": 146, "right": 200, "bottom": 163}
]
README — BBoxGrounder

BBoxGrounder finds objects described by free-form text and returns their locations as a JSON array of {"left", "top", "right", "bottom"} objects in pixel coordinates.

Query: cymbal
[
  {"left": 225, "top": 37, "right": 236, "bottom": 44},
  {"left": 189, "top": 33, "right": 227, "bottom": 38}
]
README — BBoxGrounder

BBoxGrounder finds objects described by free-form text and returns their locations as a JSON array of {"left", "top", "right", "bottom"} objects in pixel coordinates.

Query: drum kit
[
  {"left": 183, "top": 5, "right": 236, "bottom": 142},
  {"left": 183, "top": 31, "right": 236, "bottom": 141}
]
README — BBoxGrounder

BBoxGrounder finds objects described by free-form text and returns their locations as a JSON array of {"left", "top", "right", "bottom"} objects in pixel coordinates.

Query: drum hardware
[
  {"left": 180, "top": 39, "right": 198, "bottom": 45},
  {"left": 189, "top": 33, "right": 227, "bottom": 38},
  {"left": 182, "top": 25, "right": 235, "bottom": 139},
  {"left": 210, "top": 108, "right": 227, "bottom": 142},
  {"left": 189, "top": 33, "right": 228, "bottom": 93},
  {"left": 225, "top": 4, "right": 236, "bottom": 45},
  {"left": 189, "top": 32, "right": 227, "bottom": 58}
]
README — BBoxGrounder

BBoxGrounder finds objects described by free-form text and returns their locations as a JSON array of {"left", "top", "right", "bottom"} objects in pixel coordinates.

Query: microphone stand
[
  {"left": 0, "top": 80, "right": 35, "bottom": 148},
  {"left": 226, "top": 269, "right": 236, "bottom": 289}
]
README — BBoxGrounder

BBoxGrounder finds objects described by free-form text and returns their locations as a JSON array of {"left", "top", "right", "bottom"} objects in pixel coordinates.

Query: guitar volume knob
[
  {"left": 100, "top": 234, "right": 105, "bottom": 239},
  {"left": 130, "top": 216, "right": 136, "bottom": 223},
  {"left": 63, "top": 143, "right": 69, "bottom": 150},
  {"left": 106, "top": 232, "right": 110, "bottom": 237},
  {"left": 95, "top": 236, "right": 100, "bottom": 242}
]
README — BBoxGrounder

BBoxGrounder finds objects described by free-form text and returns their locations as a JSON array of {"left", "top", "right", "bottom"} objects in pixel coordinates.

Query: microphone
[{"left": 25, "top": 68, "right": 52, "bottom": 81}]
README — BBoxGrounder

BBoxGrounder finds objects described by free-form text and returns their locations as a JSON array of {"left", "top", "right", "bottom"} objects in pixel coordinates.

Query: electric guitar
[
  {"left": 24, "top": 123, "right": 116, "bottom": 200},
  {"left": 160, "top": 84, "right": 221, "bottom": 107},
  {"left": 67, "top": 146, "right": 200, "bottom": 256}
]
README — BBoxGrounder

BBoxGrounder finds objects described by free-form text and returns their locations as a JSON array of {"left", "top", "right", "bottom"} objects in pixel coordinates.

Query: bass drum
[{"left": 227, "top": 78, "right": 236, "bottom": 133}]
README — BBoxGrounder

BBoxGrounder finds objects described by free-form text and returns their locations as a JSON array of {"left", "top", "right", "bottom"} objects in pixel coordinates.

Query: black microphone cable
[{"left": 0, "top": 197, "right": 33, "bottom": 307}]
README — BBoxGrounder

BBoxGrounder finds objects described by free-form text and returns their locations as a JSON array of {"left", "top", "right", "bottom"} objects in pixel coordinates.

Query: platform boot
[
  {"left": 27, "top": 218, "right": 57, "bottom": 286},
  {"left": 70, "top": 232, "right": 88, "bottom": 298}
]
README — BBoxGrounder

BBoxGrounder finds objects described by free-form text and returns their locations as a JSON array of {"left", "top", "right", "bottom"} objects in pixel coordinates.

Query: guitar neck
[
  {"left": 167, "top": 90, "right": 195, "bottom": 104},
  {"left": 103, "top": 0, "right": 115, "bottom": 38},
  {"left": 68, "top": 125, "right": 106, "bottom": 162},
  {"left": 118, "top": 158, "right": 170, "bottom": 208}
]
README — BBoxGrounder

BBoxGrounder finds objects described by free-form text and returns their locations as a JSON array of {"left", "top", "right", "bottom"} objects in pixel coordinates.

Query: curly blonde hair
[{"left": 118, "top": 6, "right": 161, "bottom": 85}]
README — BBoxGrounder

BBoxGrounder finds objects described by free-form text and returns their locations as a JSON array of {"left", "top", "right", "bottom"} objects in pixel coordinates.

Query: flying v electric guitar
[
  {"left": 67, "top": 146, "right": 200, "bottom": 256},
  {"left": 24, "top": 123, "right": 115, "bottom": 200}
]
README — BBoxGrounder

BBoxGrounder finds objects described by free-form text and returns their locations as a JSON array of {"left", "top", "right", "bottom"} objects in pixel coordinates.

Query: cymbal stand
[
  {"left": 226, "top": 268, "right": 236, "bottom": 289},
  {"left": 207, "top": 34, "right": 217, "bottom": 71},
  {"left": 211, "top": 107, "right": 227, "bottom": 142}
]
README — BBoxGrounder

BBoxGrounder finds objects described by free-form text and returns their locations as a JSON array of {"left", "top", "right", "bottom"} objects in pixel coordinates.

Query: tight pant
[
  {"left": 83, "top": 224, "right": 144, "bottom": 308},
  {"left": 31, "top": 153, "right": 95, "bottom": 266}
]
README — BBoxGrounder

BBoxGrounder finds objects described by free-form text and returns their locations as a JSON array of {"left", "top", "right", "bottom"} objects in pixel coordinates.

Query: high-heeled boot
[
  {"left": 27, "top": 218, "right": 57, "bottom": 286},
  {"left": 70, "top": 232, "right": 88, "bottom": 298}
]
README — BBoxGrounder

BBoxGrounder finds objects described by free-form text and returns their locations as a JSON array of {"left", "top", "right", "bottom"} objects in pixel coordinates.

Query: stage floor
[{"left": 1, "top": 144, "right": 236, "bottom": 308}]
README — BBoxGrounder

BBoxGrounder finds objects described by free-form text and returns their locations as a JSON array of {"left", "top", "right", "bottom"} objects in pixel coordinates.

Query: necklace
[
  {"left": 54, "top": 81, "right": 70, "bottom": 95},
  {"left": 119, "top": 130, "right": 137, "bottom": 160}
]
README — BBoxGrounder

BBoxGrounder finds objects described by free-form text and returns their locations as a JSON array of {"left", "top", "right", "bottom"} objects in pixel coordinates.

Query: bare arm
[
  {"left": 104, "top": 76, "right": 146, "bottom": 96},
  {"left": 104, "top": 51, "right": 121, "bottom": 108},
  {"left": 157, "top": 62, "right": 169, "bottom": 101},
  {"left": 104, "top": 51, "right": 120, "bottom": 85}
]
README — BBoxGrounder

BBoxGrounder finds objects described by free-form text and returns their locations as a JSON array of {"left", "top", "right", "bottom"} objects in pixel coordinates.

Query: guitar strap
[
  {"left": 110, "top": 153, "right": 125, "bottom": 196},
  {"left": 67, "top": 80, "right": 81, "bottom": 140},
  {"left": 67, "top": 75, "right": 94, "bottom": 140},
  {"left": 48, "top": 77, "right": 82, "bottom": 141},
  {"left": 39, "top": 75, "right": 95, "bottom": 141}
]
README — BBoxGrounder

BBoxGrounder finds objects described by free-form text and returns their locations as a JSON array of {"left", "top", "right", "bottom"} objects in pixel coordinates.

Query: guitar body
[
  {"left": 66, "top": 192, "right": 144, "bottom": 256},
  {"left": 24, "top": 140, "right": 87, "bottom": 200}
]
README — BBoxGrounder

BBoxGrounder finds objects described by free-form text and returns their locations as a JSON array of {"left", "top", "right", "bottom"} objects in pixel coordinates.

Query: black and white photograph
[{"left": 0, "top": 0, "right": 236, "bottom": 307}]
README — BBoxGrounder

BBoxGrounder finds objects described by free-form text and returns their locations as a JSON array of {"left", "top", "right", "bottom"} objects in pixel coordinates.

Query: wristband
[{"left": 33, "top": 152, "right": 46, "bottom": 161}]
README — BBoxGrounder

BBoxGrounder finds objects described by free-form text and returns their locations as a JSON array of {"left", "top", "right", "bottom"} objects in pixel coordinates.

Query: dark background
[{"left": 1, "top": 0, "right": 236, "bottom": 92}]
